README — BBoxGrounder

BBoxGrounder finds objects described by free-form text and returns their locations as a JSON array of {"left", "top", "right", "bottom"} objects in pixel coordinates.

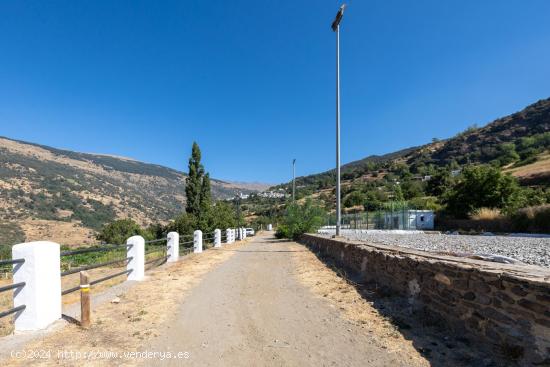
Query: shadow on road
[
  {"left": 219, "top": 249, "right": 307, "bottom": 253},
  {"left": 306, "top": 248, "right": 518, "bottom": 367},
  {"left": 263, "top": 238, "right": 290, "bottom": 244}
]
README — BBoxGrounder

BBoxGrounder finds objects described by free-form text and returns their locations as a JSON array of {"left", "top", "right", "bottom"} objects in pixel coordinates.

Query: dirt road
[{"left": 145, "top": 233, "right": 428, "bottom": 366}]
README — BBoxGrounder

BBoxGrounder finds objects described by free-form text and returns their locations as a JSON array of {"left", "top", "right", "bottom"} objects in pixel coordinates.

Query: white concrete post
[
  {"left": 12, "top": 241, "right": 61, "bottom": 331},
  {"left": 127, "top": 235, "right": 145, "bottom": 281},
  {"left": 243, "top": 227, "right": 247, "bottom": 239},
  {"left": 267, "top": 224, "right": 273, "bottom": 231},
  {"left": 214, "top": 229, "right": 221, "bottom": 247},
  {"left": 167, "top": 232, "right": 179, "bottom": 262},
  {"left": 225, "top": 229, "right": 231, "bottom": 244},
  {"left": 194, "top": 230, "right": 203, "bottom": 253}
]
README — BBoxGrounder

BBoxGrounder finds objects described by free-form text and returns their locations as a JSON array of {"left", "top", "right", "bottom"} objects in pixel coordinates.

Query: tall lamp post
[
  {"left": 292, "top": 159, "right": 296, "bottom": 202},
  {"left": 332, "top": 4, "right": 346, "bottom": 236}
]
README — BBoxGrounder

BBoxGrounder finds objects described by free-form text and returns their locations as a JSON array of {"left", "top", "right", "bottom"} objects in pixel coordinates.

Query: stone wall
[{"left": 300, "top": 234, "right": 550, "bottom": 364}]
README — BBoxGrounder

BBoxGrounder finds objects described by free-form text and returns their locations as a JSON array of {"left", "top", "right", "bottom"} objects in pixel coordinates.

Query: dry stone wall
[{"left": 300, "top": 234, "right": 550, "bottom": 365}]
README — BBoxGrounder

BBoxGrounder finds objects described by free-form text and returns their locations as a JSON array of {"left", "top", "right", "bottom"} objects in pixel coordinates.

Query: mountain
[
  {"left": 281, "top": 97, "right": 550, "bottom": 193},
  {"left": 0, "top": 137, "right": 269, "bottom": 245}
]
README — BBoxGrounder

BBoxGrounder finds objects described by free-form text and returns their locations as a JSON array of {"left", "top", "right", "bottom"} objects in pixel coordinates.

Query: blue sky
[{"left": 1, "top": 1, "right": 549, "bottom": 184}]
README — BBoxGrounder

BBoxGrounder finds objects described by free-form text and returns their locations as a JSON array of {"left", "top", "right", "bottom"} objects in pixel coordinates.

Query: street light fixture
[{"left": 332, "top": 4, "right": 346, "bottom": 236}]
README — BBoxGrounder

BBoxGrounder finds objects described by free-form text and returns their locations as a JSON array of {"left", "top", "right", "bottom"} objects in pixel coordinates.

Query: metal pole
[{"left": 335, "top": 24, "right": 341, "bottom": 237}]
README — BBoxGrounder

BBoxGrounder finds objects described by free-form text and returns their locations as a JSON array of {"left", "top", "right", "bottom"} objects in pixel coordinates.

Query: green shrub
[
  {"left": 343, "top": 191, "right": 365, "bottom": 208},
  {"left": 97, "top": 219, "right": 149, "bottom": 245},
  {"left": 275, "top": 199, "right": 325, "bottom": 240},
  {"left": 443, "top": 165, "right": 523, "bottom": 218}
]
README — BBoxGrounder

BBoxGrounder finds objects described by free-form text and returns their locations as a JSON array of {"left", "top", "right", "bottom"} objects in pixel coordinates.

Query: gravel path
[
  {"left": 145, "top": 233, "right": 426, "bottom": 367},
  {"left": 319, "top": 230, "right": 550, "bottom": 267}
]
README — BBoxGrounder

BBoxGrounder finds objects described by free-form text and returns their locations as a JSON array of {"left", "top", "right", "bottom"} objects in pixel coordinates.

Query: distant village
[{"left": 230, "top": 188, "right": 288, "bottom": 201}]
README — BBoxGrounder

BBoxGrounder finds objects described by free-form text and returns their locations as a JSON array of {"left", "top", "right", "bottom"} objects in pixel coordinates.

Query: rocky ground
[{"left": 319, "top": 230, "right": 550, "bottom": 267}]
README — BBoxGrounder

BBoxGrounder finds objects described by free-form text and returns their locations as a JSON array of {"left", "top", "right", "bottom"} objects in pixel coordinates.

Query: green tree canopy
[
  {"left": 198, "top": 172, "right": 212, "bottom": 227},
  {"left": 275, "top": 199, "right": 325, "bottom": 240},
  {"left": 343, "top": 191, "right": 366, "bottom": 208},
  {"left": 443, "top": 165, "right": 523, "bottom": 218},
  {"left": 97, "top": 219, "right": 148, "bottom": 245},
  {"left": 185, "top": 142, "right": 205, "bottom": 216}
]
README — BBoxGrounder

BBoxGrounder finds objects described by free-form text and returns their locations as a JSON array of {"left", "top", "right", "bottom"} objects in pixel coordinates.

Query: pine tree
[{"left": 185, "top": 142, "right": 204, "bottom": 216}]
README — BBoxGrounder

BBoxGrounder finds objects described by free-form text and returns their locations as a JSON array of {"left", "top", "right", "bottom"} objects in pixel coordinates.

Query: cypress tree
[
  {"left": 185, "top": 142, "right": 204, "bottom": 216},
  {"left": 200, "top": 172, "right": 212, "bottom": 212}
]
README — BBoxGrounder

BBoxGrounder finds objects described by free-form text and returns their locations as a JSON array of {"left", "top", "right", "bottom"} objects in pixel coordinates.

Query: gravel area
[{"left": 318, "top": 229, "right": 550, "bottom": 268}]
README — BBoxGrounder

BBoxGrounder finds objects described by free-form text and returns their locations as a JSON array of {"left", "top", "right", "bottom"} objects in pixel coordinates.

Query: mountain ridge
[
  {"left": 278, "top": 97, "right": 550, "bottom": 194},
  {"left": 0, "top": 136, "right": 268, "bottom": 245}
]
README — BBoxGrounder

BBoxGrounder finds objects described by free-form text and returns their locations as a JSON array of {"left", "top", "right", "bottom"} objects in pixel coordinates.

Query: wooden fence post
[{"left": 80, "top": 271, "right": 91, "bottom": 329}]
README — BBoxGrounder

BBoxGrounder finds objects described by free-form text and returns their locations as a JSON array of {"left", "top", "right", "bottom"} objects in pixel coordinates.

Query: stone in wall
[{"left": 300, "top": 234, "right": 550, "bottom": 365}]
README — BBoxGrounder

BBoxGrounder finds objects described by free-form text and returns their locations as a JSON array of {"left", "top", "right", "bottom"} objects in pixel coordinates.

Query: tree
[
  {"left": 198, "top": 173, "right": 212, "bottom": 228},
  {"left": 97, "top": 219, "right": 148, "bottom": 245},
  {"left": 392, "top": 184, "right": 404, "bottom": 201},
  {"left": 182, "top": 142, "right": 237, "bottom": 233},
  {"left": 494, "top": 143, "right": 519, "bottom": 166},
  {"left": 363, "top": 189, "right": 387, "bottom": 211},
  {"left": 343, "top": 191, "right": 365, "bottom": 208},
  {"left": 443, "top": 165, "right": 523, "bottom": 218},
  {"left": 167, "top": 212, "right": 198, "bottom": 237},
  {"left": 275, "top": 199, "right": 325, "bottom": 240},
  {"left": 401, "top": 180, "right": 425, "bottom": 200},
  {"left": 185, "top": 142, "right": 205, "bottom": 216},
  {"left": 426, "top": 170, "right": 453, "bottom": 196},
  {"left": 209, "top": 201, "right": 237, "bottom": 230}
]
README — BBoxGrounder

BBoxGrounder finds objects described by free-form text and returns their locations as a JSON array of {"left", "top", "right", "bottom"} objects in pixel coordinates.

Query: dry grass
[
  {"left": 0, "top": 277, "right": 15, "bottom": 336},
  {"left": 1, "top": 239, "right": 248, "bottom": 366},
  {"left": 507, "top": 153, "right": 550, "bottom": 178},
  {"left": 1, "top": 266, "right": 128, "bottom": 336},
  {"left": 19, "top": 219, "right": 96, "bottom": 246},
  {"left": 290, "top": 247, "right": 429, "bottom": 367},
  {"left": 469, "top": 207, "right": 503, "bottom": 220}
]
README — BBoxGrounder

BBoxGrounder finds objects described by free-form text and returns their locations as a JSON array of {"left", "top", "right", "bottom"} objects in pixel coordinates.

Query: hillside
[
  {"left": 0, "top": 137, "right": 268, "bottom": 245},
  {"left": 274, "top": 97, "right": 550, "bottom": 202}
]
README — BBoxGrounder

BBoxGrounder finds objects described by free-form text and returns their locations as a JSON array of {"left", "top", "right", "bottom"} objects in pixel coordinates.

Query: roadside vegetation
[
  {"left": 242, "top": 99, "right": 550, "bottom": 234},
  {"left": 96, "top": 142, "right": 241, "bottom": 245},
  {"left": 275, "top": 199, "right": 325, "bottom": 240}
]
